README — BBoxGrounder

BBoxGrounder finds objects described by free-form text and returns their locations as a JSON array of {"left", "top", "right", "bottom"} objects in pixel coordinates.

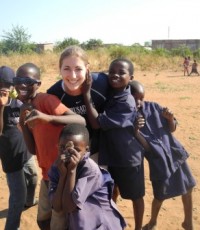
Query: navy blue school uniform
[
  {"left": 97, "top": 86, "right": 145, "bottom": 200},
  {"left": 47, "top": 72, "right": 109, "bottom": 154},
  {"left": 139, "top": 101, "right": 196, "bottom": 200},
  {"left": 98, "top": 86, "right": 143, "bottom": 167}
]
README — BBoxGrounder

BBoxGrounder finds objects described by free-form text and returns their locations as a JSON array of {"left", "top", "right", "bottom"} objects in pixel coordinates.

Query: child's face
[
  {"left": 108, "top": 61, "right": 132, "bottom": 91},
  {"left": 58, "top": 134, "right": 88, "bottom": 163},
  {"left": 132, "top": 91, "right": 145, "bottom": 110},
  {"left": 14, "top": 67, "right": 41, "bottom": 102},
  {"left": 60, "top": 56, "right": 89, "bottom": 95}
]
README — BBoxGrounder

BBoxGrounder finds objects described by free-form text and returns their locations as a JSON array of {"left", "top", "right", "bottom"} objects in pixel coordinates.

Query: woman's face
[{"left": 60, "top": 56, "right": 88, "bottom": 95}]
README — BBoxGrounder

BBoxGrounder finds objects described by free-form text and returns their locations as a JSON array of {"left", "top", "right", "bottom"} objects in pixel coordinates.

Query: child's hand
[
  {"left": 65, "top": 147, "right": 81, "bottom": 172},
  {"left": 0, "top": 89, "right": 10, "bottom": 106},
  {"left": 162, "top": 107, "right": 174, "bottom": 121},
  {"left": 20, "top": 103, "right": 34, "bottom": 127},
  {"left": 24, "top": 109, "right": 50, "bottom": 128},
  {"left": 55, "top": 157, "right": 68, "bottom": 177},
  {"left": 134, "top": 115, "right": 145, "bottom": 136},
  {"left": 134, "top": 115, "right": 145, "bottom": 130},
  {"left": 59, "top": 141, "right": 81, "bottom": 171},
  {"left": 81, "top": 70, "right": 92, "bottom": 95}
]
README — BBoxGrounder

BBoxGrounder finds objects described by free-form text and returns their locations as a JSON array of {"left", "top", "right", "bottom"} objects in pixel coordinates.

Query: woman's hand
[{"left": 81, "top": 70, "right": 92, "bottom": 96}]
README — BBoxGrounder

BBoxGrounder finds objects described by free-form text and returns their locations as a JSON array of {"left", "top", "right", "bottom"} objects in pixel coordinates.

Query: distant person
[
  {"left": 0, "top": 66, "right": 37, "bottom": 230},
  {"left": 82, "top": 58, "right": 145, "bottom": 230},
  {"left": 130, "top": 80, "right": 196, "bottom": 230},
  {"left": 14, "top": 63, "right": 86, "bottom": 230},
  {"left": 189, "top": 60, "right": 199, "bottom": 76},
  {"left": 48, "top": 123, "right": 126, "bottom": 230},
  {"left": 183, "top": 57, "right": 190, "bottom": 76}
]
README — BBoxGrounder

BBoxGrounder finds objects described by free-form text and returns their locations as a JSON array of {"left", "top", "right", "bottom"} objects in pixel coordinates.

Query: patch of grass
[
  {"left": 189, "top": 136, "right": 197, "bottom": 140},
  {"left": 154, "top": 82, "right": 170, "bottom": 92},
  {"left": 179, "top": 96, "right": 190, "bottom": 100}
]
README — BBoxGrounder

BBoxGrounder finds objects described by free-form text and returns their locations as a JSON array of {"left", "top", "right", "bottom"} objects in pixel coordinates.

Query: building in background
[
  {"left": 152, "top": 39, "right": 200, "bottom": 51},
  {"left": 36, "top": 43, "right": 54, "bottom": 53}
]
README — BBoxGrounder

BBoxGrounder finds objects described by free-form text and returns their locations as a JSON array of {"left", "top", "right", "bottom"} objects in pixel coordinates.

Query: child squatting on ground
[
  {"left": 82, "top": 58, "right": 145, "bottom": 230},
  {"left": 0, "top": 66, "right": 38, "bottom": 230},
  {"left": 130, "top": 80, "right": 196, "bottom": 230},
  {"left": 14, "top": 63, "right": 86, "bottom": 230},
  {"left": 48, "top": 123, "right": 126, "bottom": 230}
]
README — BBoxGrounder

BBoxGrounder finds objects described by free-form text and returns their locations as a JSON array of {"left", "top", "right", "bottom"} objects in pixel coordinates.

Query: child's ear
[
  {"left": 86, "top": 146, "right": 90, "bottom": 152},
  {"left": 37, "top": 82, "right": 41, "bottom": 87},
  {"left": 130, "top": 75, "right": 134, "bottom": 80}
]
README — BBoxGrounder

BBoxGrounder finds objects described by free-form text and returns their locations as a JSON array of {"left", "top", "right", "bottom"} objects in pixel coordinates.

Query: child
[
  {"left": 14, "top": 63, "right": 86, "bottom": 230},
  {"left": 129, "top": 80, "right": 196, "bottom": 230},
  {"left": 82, "top": 58, "right": 145, "bottom": 230},
  {"left": 189, "top": 60, "right": 199, "bottom": 76},
  {"left": 183, "top": 57, "right": 190, "bottom": 76},
  {"left": 48, "top": 123, "right": 126, "bottom": 230},
  {"left": 47, "top": 45, "right": 109, "bottom": 159},
  {"left": 0, "top": 66, "right": 37, "bottom": 230}
]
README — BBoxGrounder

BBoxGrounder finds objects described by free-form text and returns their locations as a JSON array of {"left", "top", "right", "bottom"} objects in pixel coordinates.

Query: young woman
[{"left": 47, "top": 45, "right": 109, "bottom": 156}]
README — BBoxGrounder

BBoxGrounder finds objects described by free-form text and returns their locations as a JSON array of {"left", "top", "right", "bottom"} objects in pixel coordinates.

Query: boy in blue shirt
[{"left": 82, "top": 58, "right": 145, "bottom": 230}]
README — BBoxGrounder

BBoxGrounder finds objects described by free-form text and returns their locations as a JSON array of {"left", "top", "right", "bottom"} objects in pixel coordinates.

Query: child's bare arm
[
  {"left": 134, "top": 116, "right": 151, "bottom": 151},
  {"left": 162, "top": 107, "right": 177, "bottom": 132},
  {"left": 24, "top": 109, "right": 86, "bottom": 126},
  {"left": 19, "top": 104, "right": 36, "bottom": 154},
  {"left": 51, "top": 158, "right": 68, "bottom": 212},
  {"left": 62, "top": 147, "right": 81, "bottom": 213},
  {"left": 0, "top": 90, "right": 10, "bottom": 135},
  {"left": 82, "top": 71, "right": 100, "bottom": 129}
]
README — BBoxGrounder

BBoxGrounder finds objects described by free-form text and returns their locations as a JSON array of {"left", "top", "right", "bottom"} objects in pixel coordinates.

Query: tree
[
  {"left": 1, "top": 25, "right": 35, "bottom": 54},
  {"left": 54, "top": 37, "right": 80, "bottom": 51},
  {"left": 81, "top": 39, "right": 103, "bottom": 50}
]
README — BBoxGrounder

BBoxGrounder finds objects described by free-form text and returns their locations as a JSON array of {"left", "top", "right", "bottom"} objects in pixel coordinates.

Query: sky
[{"left": 1, "top": 0, "right": 200, "bottom": 46}]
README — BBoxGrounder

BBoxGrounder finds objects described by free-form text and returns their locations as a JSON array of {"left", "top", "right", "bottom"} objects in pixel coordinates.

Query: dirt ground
[{"left": 0, "top": 70, "right": 199, "bottom": 230}]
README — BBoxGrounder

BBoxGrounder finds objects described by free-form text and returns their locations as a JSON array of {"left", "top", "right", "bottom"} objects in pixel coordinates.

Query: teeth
[
  {"left": 68, "top": 80, "right": 77, "bottom": 84},
  {"left": 19, "top": 90, "right": 28, "bottom": 96}
]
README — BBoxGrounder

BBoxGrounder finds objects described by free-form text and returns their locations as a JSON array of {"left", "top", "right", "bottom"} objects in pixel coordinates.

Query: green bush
[{"left": 170, "top": 45, "right": 192, "bottom": 57}]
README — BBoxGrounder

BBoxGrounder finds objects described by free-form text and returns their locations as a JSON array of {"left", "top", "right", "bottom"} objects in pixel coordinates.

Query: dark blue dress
[{"left": 139, "top": 101, "right": 196, "bottom": 199}]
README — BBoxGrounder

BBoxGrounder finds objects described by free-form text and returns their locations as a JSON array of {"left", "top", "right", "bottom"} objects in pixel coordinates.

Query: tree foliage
[
  {"left": 0, "top": 25, "right": 35, "bottom": 54},
  {"left": 81, "top": 39, "right": 103, "bottom": 50},
  {"left": 54, "top": 37, "right": 80, "bottom": 51},
  {"left": 170, "top": 45, "right": 192, "bottom": 57}
]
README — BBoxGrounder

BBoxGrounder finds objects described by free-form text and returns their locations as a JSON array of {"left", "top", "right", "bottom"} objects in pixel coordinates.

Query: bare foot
[
  {"left": 142, "top": 223, "right": 157, "bottom": 230},
  {"left": 182, "top": 222, "right": 193, "bottom": 230}
]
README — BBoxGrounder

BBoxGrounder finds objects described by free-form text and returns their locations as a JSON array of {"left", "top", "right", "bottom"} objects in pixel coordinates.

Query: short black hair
[
  {"left": 109, "top": 58, "right": 134, "bottom": 75},
  {"left": 16, "top": 63, "right": 41, "bottom": 80},
  {"left": 129, "top": 80, "right": 145, "bottom": 95},
  {"left": 60, "top": 124, "right": 89, "bottom": 144}
]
